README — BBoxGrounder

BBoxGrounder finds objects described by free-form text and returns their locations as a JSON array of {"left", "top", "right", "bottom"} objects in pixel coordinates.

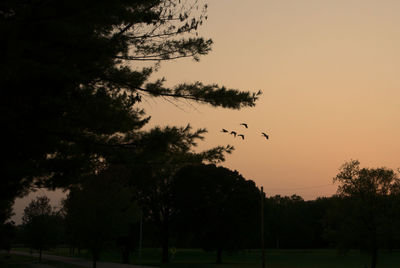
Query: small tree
[
  {"left": 22, "top": 196, "right": 62, "bottom": 262},
  {"left": 330, "top": 160, "right": 400, "bottom": 268}
]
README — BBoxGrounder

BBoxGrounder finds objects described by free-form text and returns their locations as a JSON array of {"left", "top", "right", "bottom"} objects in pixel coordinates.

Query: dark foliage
[
  {"left": 62, "top": 165, "right": 139, "bottom": 268},
  {"left": 172, "top": 164, "right": 260, "bottom": 263},
  {"left": 325, "top": 160, "right": 400, "bottom": 268},
  {"left": 0, "top": 221, "right": 15, "bottom": 253},
  {"left": 22, "top": 196, "right": 64, "bottom": 262},
  {"left": 130, "top": 125, "right": 233, "bottom": 263},
  {"left": 1, "top": 0, "right": 260, "bottom": 218}
]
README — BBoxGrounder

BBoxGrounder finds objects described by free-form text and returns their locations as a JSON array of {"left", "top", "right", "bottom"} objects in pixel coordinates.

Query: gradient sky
[
  {"left": 142, "top": 0, "right": 400, "bottom": 198},
  {"left": 13, "top": 0, "right": 400, "bottom": 222}
]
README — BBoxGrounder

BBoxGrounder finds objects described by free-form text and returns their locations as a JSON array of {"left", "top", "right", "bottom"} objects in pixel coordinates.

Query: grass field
[
  {"left": 0, "top": 252, "right": 86, "bottom": 268},
  {"left": 158, "top": 249, "right": 400, "bottom": 268},
  {"left": 9, "top": 248, "right": 400, "bottom": 268}
]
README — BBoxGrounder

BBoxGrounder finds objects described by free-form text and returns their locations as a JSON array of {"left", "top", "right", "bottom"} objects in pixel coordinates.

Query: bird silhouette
[
  {"left": 221, "top": 129, "right": 228, "bottom": 133},
  {"left": 261, "top": 132, "right": 269, "bottom": 140},
  {"left": 230, "top": 131, "right": 237, "bottom": 137},
  {"left": 238, "top": 134, "right": 244, "bottom": 140},
  {"left": 240, "top": 123, "right": 248, "bottom": 128}
]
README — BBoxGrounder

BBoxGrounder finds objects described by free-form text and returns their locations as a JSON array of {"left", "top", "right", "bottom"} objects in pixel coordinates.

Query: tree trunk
[
  {"left": 121, "top": 246, "right": 130, "bottom": 264},
  {"left": 39, "top": 248, "right": 42, "bottom": 262},
  {"left": 370, "top": 246, "right": 378, "bottom": 268},
  {"left": 162, "top": 242, "right": 169, "bottom": 263},
  {"left": 216, "top": 248, "right": 223, "bottom": 264},
  {"left": 161, "top": 214, "right": 170, "bottom": 263},
  {"left": 92, "top": 249, "right": 98, "bottom": 268},
  {"left": 276, "top": 233, "right": 280, "bottom": 249},
  {"left": 370, "top": 226, "right": 378, "bottom": 268},
  {"left": 69, "top": 245, "right": 75, "bottom": 256}
]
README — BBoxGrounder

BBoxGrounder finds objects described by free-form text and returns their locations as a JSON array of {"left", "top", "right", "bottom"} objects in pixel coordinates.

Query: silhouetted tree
[
  {"left": 1, "top": 0, "right": 260, "bottom": 218},
  {"left": 22, "top": 196, "right": 63, "bottom": 262},
  {"left": 305, "top": 197, "right": 333, "bottom": 248},
  {"left": 0, "top": 198, "right": 15, "bottom": 254},
  {"left": 264, "top": 194, "right": 332, "bottom": 249},
  {"left": 172, "top": 164, "right": 260, "bottom": 264},
  {"left": 327, "top": 160, "right": 400, "bottom": 268},
  {"left": 0, "top": 221, "right": 15, "bottom": 254},
  {"left": 63, "top": 165, "right": 139, "bottom": 268},
  {"left": 133, "top": 125, "right": 232, "bottom": 263},
  {"left": 0, "top": 199, "right": 14, "bottom": 225},
  {"left": 265, "top": 195, "right": 308, "bottom": 248},
  {"left": 115, "top": 224, "right": 139, "bottom": 264}
]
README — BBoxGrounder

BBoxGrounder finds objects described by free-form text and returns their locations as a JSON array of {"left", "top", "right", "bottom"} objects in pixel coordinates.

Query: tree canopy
[
  {"left": 1, "top": 0, "right": 260, "bottom": 210},
  {"left": 131, "top": 125, "right": 233, "bottom": 263},
  {"left": 172, "top": 164, "right": 260, "bottom": 264},
  {"left": 62, "top": 165, "right": 139, "bottom": 268},
  {"left": 22, "top": 196, "right": 63, "bottom": 262},
  {"left": 328, "top": 160, "right": 400, "bottom": 268}
]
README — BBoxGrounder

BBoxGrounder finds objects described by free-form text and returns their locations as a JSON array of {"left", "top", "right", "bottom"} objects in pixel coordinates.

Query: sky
[{"left": 12, "top": 0, "right": 400, "bottom": 222}]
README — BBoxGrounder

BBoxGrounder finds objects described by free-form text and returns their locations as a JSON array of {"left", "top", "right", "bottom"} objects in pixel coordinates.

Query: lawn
[
  {"left": 157, "top": 249, "right": 400, "bottom": 268},
  {"left": 0, "top": 252, "right": 86, "bottom": 268},
  {"left": 10, "top": 248, "right": 400, "bottom": 268}
]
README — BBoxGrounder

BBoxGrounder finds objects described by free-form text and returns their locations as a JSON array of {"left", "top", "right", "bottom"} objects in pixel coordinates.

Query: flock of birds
[{"left": 221, "top": 123, "right": 269, "bottom": 141}]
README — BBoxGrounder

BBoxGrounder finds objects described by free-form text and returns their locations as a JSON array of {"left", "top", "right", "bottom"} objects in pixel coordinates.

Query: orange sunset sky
[{"left": 13, "top": 0, "right": 400, "bottom": 222}]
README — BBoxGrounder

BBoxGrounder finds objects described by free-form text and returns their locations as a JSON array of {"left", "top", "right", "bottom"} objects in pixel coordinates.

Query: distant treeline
[{"left": 3, "top": 162, "right": 400, "bottom": 268}]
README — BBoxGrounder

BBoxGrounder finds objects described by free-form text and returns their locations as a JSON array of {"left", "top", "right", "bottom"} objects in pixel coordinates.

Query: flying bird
[
  {"left": 240, "top": 123, "right": 248, "bottom": 128},
  {"left": 261, "top": 132, "right": 269, "bottom": 140},
  {"left": 221, "top": 129, "right": 228, "bottom": 133},
  {"left": 230, "top": 131, "right": 237, "bottom": 137},
  {"left": 238, "top": 134, "right": 244, "bottom": 140}
]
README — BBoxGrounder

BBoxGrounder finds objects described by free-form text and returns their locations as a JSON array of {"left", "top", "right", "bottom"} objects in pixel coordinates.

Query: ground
[{"left": 3, "top": 248, "right": 400, "bottom": 268}]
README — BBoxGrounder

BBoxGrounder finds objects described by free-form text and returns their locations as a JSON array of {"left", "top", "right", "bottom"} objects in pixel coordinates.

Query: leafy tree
[
  {"left": 0, "top": 198, "right": 15, "bottom": 251},
  {"left": 0, "top": 221, "right": 15, "bottom": 254},
  {"left": 63, "top": 165, "right": 139, "bottom": 268},
  {"left": 328, "top": 160, "right": 400, "bottom": 268},
  {"left": 305, "top": 197, "right": 333, "bottom": 248},
  {"left": 265, "top": 195, "right": 305, "bottom": 248},
  {"left": 0, "top": 199, "right": 14, "bottom": 225},
  {"left": 1, "top": 0, "right": 260, "bottom": 214},
  {"left": 22, "top": 196, "right": 63, "bottom": 262},
  {"left": 263, "top": 195, "right": 332, "bottom": 249},
  {"left": 115, "top": 224, "right": 140, "bottom": 264},
  {"left": 132, "top": 125, "right": 232, "bottom": 263},
  {"left": 172, "top": 164, "right": 260, "bottom": 264}
]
